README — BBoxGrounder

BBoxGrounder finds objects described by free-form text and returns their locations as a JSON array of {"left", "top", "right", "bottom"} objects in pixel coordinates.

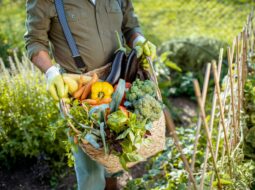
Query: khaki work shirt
[{"left": 24, "top": 0, "right": 142, "bottom": 73}]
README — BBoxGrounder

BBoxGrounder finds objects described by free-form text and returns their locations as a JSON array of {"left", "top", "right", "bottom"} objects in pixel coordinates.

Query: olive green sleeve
[
  {"left": 121, "top": 0, "right": 143, "bottom": 42},
  {"left": 24, "top": 0, "right": 51, "bottom": 60}
]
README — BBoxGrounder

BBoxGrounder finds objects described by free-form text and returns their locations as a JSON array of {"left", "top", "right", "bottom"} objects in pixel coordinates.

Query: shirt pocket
[{"left": 107, "top": 0, "right": 123, "bottom": 30}]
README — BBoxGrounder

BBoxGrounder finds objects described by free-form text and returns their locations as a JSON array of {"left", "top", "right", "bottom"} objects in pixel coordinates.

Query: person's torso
[{"left": 48, "top": 0, "right": 124, "bottom": 73}]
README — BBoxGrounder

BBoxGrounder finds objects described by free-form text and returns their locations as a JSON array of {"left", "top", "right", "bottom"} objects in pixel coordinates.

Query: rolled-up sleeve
[
  {"left": 24, "top": 0, "right": 51, "bottom": 60},
  {"left": 121, "top": 0, "right": 143, "bottom": 42}
]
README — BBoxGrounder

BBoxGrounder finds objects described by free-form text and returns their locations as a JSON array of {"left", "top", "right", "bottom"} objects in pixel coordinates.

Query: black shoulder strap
[
  {"left": 54, "top": 0, "right": 86, "bottom": 69},
  {"left": 117, "top": 0, "right": 123, "bottom": 10}
]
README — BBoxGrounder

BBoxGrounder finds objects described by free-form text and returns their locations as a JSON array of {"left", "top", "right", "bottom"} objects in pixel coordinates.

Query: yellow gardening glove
[
  {"left": 133, "top": 36, "right": 157, "bottom": 68},
  {"left": 46, "top": 66, "right": 68, "bottom": 101}
]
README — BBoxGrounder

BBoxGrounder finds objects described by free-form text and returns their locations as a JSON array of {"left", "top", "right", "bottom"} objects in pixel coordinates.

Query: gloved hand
[
  {"left": 133, "top": 36, "right": 156, "bottom": 59},
  {"left": 46, "top": 65, "right": 67, "bottom": 101},
  {"left": 133, "top": 36, "right": 157, "bottom": 68}
]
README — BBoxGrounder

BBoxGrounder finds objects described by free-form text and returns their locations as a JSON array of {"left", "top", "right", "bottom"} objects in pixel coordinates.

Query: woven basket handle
[{"left": 144, "top": 57, "right": 163, "bottom": 101}]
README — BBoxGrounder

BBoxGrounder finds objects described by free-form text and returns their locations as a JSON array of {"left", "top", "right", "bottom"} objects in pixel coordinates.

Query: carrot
[
  {"left": 80, "top": 73, "right": 99, "bottom": 100},
  {"left": 73, "top": 85, "right": 86, "bottom": 99},
  {"left": 98, "top": 97, "right": 112, "bottom": 104},
  {"left": 83, "top": 97, "right": 112, "bottom": 106},
  {"left": 83, "top": 99, "right": 98, "bottom": 105},
  {"left": 78, "top": 76, "right": 83, "bottom": 89}
]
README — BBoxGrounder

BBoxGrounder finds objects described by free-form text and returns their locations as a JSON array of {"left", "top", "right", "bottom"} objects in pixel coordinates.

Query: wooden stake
[
  {"left": 163, "top": 108, "right": 198, "bottom": 190},
  {"left": 227, "top": 47, "right": 238, "bottom": 145},
  {"left": 209, "top": 77, "right": 231, "bottom": 190},
  {"left": 190, "top": 63, "right": 211, "bottom": 174},
  {"left": 236, "top": 35, "right": 242, "bottom": 130},
  {"left": 242, "top": 29, "right": 248, "bottom": 84},
  {"left": 193, "top": 80, "right": 222, "bottom": 190},
  {"left": 212, "top": 62, "right": 232, "bottom": 174},
  {"left": 200, "top": 49, "right": 224, "bottom": 190}
]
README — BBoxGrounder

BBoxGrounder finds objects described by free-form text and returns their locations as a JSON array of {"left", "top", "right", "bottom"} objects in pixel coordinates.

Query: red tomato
[{"left": 114, "top": 82, "right": 132, "bottom": 91}]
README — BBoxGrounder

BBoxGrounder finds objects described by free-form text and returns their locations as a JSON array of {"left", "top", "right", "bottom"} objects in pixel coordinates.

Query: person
[{"left": 24, "top": 0, "right": 156, "bottom": 189}]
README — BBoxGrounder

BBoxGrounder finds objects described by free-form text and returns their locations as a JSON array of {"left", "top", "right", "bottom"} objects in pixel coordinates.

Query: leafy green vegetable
[
  {"left": 84, "top": 134, "right": 100, "bottom": 149},
  {"left": 99, "top": 122, "right": 108, "bottom": 154},
  {"left": 115, "top": 112, "right": 149, "bottom": 169},
  {"left": 109, "top": 79, "right": 126, "bottom": 113},
  {"left": 116, "top": 128, "right": 131, "bottom": 140},
  {"left": 107, "top": 110, "right": 128, "bottom": 134},
  {"left": 69, "top": 100, "right": 92, "bottom": 131}
]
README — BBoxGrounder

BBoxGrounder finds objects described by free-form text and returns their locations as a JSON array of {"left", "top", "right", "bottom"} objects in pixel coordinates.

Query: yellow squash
[{"left": 91, "top": 81, "right": 114, "bottom": 100}]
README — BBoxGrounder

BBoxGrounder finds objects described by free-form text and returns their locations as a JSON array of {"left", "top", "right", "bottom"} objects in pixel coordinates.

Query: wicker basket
[{"left": 60, "top": 64, "right": 166, "bottom": 174}]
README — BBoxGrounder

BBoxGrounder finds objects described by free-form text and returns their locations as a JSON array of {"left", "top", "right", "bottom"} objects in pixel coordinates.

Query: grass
[{"left": 133, "top": 0, "right": 254, "bottom": 45}]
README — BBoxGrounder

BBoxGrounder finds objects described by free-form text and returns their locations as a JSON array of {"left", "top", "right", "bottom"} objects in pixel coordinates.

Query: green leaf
[
  {"left": 212, "top": 179, "right": 233, "bottom": 186},
  {"left": 84, "top": 134, "right": 100, "bottom": 149},
  {"left": 88, "top": 104, "right": 109, "bottom": 123},
  {"left": 99, "top": 122, "right": 108, "bottom": 154},
  {"left": 121, "top": 139, "right": 133, "bottom": 153},
  {"left": 129, "top": 131, "right": 135, "bottom": 144},
  {"left": 125, "top": 153, "right": 143, "bottom": 162},
  {"left": 165, "top": 60, "right": 182, "bottom": 72},
  {"left": 119, "top": 155, "right": 128, "bottom": 170},
  {"left": 116, "top": 128, "right": 131, "bottom": 140},
  {"left": 145, "top": 122, "right": 153, "bottom": 130},
  {"left": 109, "top": 79, "right": 126, "bottom": 113},
  {"left": 160, "top": 51, "right": 173, "bottom": 63},
  {"left": 107, "top": 110, "right": 128, "bottom": 133}
]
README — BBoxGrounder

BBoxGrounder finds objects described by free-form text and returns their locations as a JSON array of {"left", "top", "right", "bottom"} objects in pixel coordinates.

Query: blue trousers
[{"left": 73, "top": 146, "right": 106, "bottom": 190}]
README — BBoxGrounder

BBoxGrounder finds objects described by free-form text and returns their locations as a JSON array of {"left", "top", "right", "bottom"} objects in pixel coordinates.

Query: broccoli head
[
  {"left": 134, "top": 94, "right": 162, "bottom": 122},
  {"left": 126, "top": 79, "right": 156, "bottom": 103}
]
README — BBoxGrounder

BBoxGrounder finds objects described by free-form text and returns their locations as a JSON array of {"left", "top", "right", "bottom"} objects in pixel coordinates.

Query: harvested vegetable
[
  {"left": 63, "top": 75, "right": 79, "bottom": 94},
  {"left": 107, "top": 110, "right": 129, "bottom": 134},
  {"left": 106, "top": 31, "right": 126, "bottom": 84},
  {"left": 121, "top": 48, "right": 138, "bottom": 82},
  {"left": 80, "top": 73, "right": 99, "bottom": 100},
  {"left": 73, "top": 85, "right": 86, "bottom": 99},
  {"left": 126, "top": 79, "right": 157, "bottom": 103},
  {"left": 134, "top": 94, "right": 162, "bottom": 122},
  {"left": 91, "top": 81, "right": 114, "bottom": 100},
  {"left": 83, "top": 98, "right": 112, "bottom": 105},
  {"left": 109, "top": 79, "right": 126, "bottom": 113},
  {"left": 63, "top": 73, "right": 92, "bottom": 84}
]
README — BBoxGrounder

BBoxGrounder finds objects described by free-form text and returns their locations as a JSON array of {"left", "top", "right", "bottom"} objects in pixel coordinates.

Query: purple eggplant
[
  {"left": 106, "top": 31, "right": 126, "bottom": 85},
  {"left": 121, "top": 48, "right": 139, "bottom": 82}
]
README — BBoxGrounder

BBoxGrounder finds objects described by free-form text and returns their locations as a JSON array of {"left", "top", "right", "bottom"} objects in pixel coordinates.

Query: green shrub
[
  {"left": 0, "top": 54, "right": 66, "bottom": 168},
  {"left": 0, "top": 0, "right": 25, "bottom": 64},
  {"left": 155, "top": 37, "right": 228, "bottom": 99}
]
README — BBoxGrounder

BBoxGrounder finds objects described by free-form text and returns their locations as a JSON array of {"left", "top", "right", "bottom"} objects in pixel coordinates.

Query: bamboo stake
[
  {"left": 227, "top": 47, "right": 238, "bottom": 145},
  {"left": 242, "top": 29, "right": 248, "bottom": 84},
  {"left": 201, "top": 49, "right": 224, "bottom": 190},
  {"left": 210, "top": 81, "right": 231, "bottom": 189},
  {"left": 236, "top": 35, "right": 242, "bottom": 130},
  {"left": 163, "top": 108, "right": 198, "bottom": 190},
  {"left": 190, "top": 63, "right": 211, "bottom": 175},
  {"left": 240, "top": 31, "right": 244, "bottom": 102},
  {"left": 193, "top": 80, "right": 222, "bottom": 190},
  {"left": 212, "top": 62, "right": 232, "bottom": 174}
]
